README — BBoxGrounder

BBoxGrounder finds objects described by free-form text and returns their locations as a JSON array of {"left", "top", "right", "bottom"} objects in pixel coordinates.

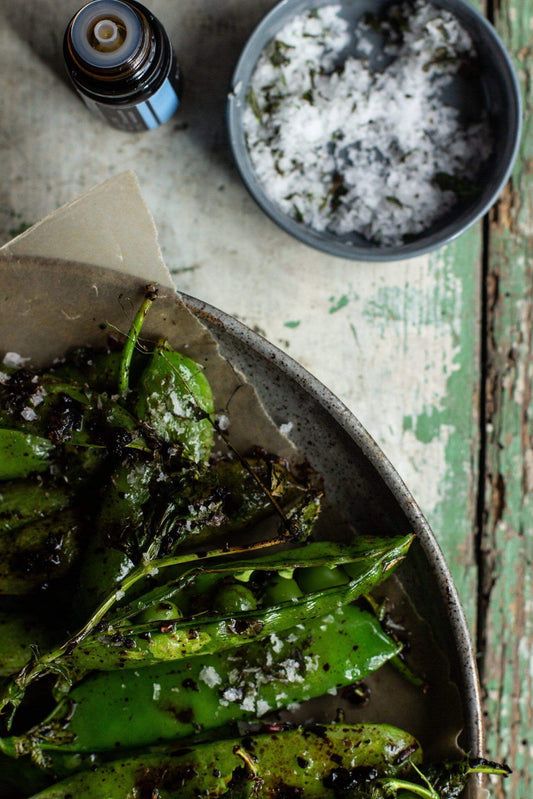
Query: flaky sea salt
[
  {"left": 243, "top": 0, "right": 493, "bottom": 246},
  {"left": 199, "top": 666, "right": 222, "bottom": 688},
  {"left": 2, "top": 352, "right": 30, "bottom": 368},
  {"left": 256, "top": 699, "right": 271, "bottom": 716},
  {"left": 279, "top": 421, "right": 294, "bottom": 436}
]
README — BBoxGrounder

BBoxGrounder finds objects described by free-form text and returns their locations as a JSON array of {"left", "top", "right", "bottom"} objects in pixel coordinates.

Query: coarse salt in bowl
[{"left": 227, "top": 0, "right": 522, "bottom": 261}]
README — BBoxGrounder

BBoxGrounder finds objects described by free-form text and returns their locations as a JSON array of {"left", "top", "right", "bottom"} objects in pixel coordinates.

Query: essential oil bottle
[{"left": 64, "top": 0, "right": 182, "bottom": 132}]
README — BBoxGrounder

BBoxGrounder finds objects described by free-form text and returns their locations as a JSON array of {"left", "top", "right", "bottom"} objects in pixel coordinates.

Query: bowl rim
[
  {"left": 226, "top": 0, "right": 522, "bottom": 261},
  {"left": 182, "top": 289, "right": 484, "bottom": 755}
]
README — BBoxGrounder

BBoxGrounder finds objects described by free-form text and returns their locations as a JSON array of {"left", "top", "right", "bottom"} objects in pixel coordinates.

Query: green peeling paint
[
  {"left": 284, "top": 320, "right": 301, "bottom": 329},
  {"left": 328, "top": 294, "right": 349, "bottom": 314},
  {"left": 403, "top": 407, "right": 443, "bottom": 445},
  {"left": 423, "top": 230, "right": 481, "bottom": 621},
  {"left": 362, "top": 228, "right": 481, "bottom": 637}
]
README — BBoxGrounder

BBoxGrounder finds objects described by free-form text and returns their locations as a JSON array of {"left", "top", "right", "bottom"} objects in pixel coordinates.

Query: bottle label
[{"left": 77, "top": 61, "right": 181, "bottom": 132}]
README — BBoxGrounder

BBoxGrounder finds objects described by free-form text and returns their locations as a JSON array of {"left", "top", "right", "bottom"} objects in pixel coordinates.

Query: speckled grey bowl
[
  {"left": 227, "top": 0, "right": 522, "bottom": 261},
  {"left": 1, "top": 258, "right": 483, "bottom": 793}
]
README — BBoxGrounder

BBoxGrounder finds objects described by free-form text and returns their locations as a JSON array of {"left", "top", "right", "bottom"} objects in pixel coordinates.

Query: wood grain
[{"left": 481, "top": 5, "right": 533, "bottom": 795}]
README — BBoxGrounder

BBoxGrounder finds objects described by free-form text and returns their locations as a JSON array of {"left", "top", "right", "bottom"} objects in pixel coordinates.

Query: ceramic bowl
[{"left": 227, "top": 0, "right": 521, "bottom": 261}]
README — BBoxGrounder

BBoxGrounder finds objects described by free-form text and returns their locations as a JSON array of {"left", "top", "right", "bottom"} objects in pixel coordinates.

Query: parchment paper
[{"left": 0, "top": 171, "right": 174, "bottom": 290}]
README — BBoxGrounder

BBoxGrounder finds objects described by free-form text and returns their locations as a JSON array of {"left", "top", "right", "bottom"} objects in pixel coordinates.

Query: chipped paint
[{"left": 328, "top": 293, "right": 350, "bottom": 314}]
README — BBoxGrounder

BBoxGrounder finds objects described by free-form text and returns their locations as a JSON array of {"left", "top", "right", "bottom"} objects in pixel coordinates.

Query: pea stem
[
  {"left": 118, "top": 287, "right": 157, "bottom": 397},
  {"left": 377, "top": 777, "right": 439, "bottom": 798}
]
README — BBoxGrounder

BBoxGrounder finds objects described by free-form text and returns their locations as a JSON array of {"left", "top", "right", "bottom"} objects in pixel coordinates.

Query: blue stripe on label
[
  {"left": 134, "top": 77, "right": 179, "bottom": 129},
  {"left": 136, "top": 101, "right": 159, "bottom": 130},
  {"left": 148, "top": 77, "right": 180, "bottom": 123}
]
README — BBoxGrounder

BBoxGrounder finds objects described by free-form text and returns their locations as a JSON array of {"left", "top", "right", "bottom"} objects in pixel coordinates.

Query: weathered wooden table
[{"left": 0, "top": 1, "right": 531, "bottom": 796}]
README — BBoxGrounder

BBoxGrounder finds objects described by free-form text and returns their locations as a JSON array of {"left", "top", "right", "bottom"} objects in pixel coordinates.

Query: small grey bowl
[{"left": 227, "top": 0, "right": 522, "bottom": 261}]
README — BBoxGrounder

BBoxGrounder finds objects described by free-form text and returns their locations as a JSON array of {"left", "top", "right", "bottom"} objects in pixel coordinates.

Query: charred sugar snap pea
[
  {"left": 52, "top": 534, "right": 413, "bottom": 676},
  {"left": 0, "top": 509, "right": 82, "bottom": 595},
  {"left": 113, "top": 290, "right": 214, "bottom": 463},
  {"left": 0, "top": 602, "right": 62, "bottom": 676},
  {"left": 0, "top": 479, "right": 71, "bottom": 536},
  {"left": 76, "top": 459, "right": 157, "bottom": 617},
  {"left": 0, "top": 605, "right": 400, "bottom": 759},
  {"left": 145, "top": 453, "right": 321, "bottom": 550},
  {"left": 50, "top": 348, "right": 124, "bottom": 392},
  {"left": 23, "top": 724, "right": 423, "bottom": 798},
  {"left": 0, "top": 535, "right": 412, "bottom": 716},
  {"left": 133, "top": 339, "right": 214, "bottom": 463},
  {"left": 0, "top": 429, "right": 54, "bottom": 480}
]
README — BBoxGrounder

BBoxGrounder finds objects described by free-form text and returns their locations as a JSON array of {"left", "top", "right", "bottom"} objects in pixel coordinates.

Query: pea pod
[
  {"left": 0, "top": 428, "right": 54, "bottom": 480},
  {"left": 0, "top": 479, "right": 71, "bottom": 536},
  {"left": 77, "top": 455, "right": 321, "bottom": 619},
  {"left": 0, "top": 541, "right": 280, "bottom": 720},
  {"left": 0, "top": 534, "right": 411, "bottom": 723},
  {"left": 50, "top": 349, "right": 124, "bottom": 392},
  {"left": 63, "top": 534, "right": 413, "bottom": 674},
  {"left": 25, "top": 724, "right": 422, "bottom": 798},
  {"left": 0, "top": 604, "right": 400, "bottom": 758},
  {"left": 0, "top": 369, "right": 148, "bottom": 454},
  {"left": 144, "top": 453, "right": 320, "bottom": 550},
  {"left": 0, "top": 510, "right": 82, "bottom": 594},
  {"left": 76, "top": 459, "right": 157, "bottom": 618},
  {"left": 134, "top": 339, "right": 214, "bottom": 463},
  {"left": 0, "top": 602, "right": 61, "bottom": 676}
]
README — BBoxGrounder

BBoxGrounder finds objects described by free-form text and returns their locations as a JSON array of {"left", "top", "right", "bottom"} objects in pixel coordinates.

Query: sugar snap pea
[
  {"left": 25, "top": 723, "right": 423, "bottom": 798},
  {"left": 144, "top": 452, "right": 319, "bottom": 551},
  {"left": 0, "top": 602, "right": 60, "bottom": 676},
  {"left": 0, "top": 479, "right": 71, "bottom": 536},
  {"left": 50, "top": 348, "right": 124, "bottom": 392},
  {"left": 134, "top": 339, "right": 214, "bottom": 463},
  {"left": 60, "top": 534, "right": 412, "bottom": 675},
  {"left": 76, "top": 458, "right": 158, "bottom": 617},
  {"left": 0, "top": 428, "right": 54, "bottom": 480},
  {"left": 0, "top": 534, "right": 411, "bottom": 722},
  {"left": 0, "top": 604, "right": 400, "bottom": 759},
  {"left": 0, "top": 509, "right": 82, "bottom": 595}
]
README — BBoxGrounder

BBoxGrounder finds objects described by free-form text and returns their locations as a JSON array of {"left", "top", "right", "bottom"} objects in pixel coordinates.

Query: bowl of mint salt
[{"left": 227, "top": 0, "right": 521, "bottom": 260}]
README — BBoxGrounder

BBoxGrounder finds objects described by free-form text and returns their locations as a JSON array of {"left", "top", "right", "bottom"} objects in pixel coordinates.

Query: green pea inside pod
[
  {"left": 213, "top": 581, "right": 258, "bottom": 614},
  {"left": 136, "top": 600, "right": 182, "bottom": 624},
  {"left": 295, "top": 564, "right": 350, "bottom": 593},
  {"left": 261, "top": 573, "right": 303, "bottom": 605}
]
